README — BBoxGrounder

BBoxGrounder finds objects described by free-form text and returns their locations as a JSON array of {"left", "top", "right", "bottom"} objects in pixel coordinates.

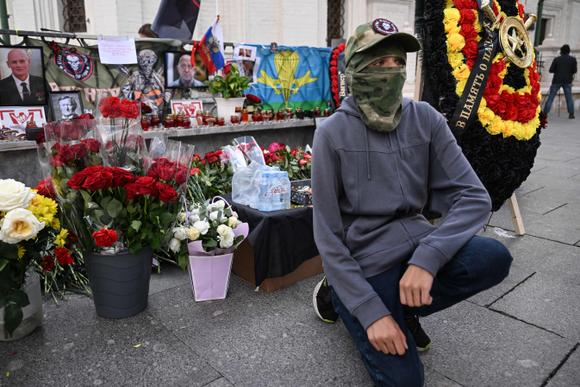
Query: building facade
[{"left": 4, "top": 0, "right": 579, "bottom": 108}]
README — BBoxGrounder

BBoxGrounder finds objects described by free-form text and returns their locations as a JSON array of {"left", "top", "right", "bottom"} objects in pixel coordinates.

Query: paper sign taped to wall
[{"left": 97, "top": 36, "right": 138, "bottom": 64}]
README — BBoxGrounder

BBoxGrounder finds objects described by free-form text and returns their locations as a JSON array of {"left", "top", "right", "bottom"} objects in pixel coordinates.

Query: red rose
[
  {"left": 82, "top": 168, "right": 114, "bottom": 191},
  {"left": 41, "top": 255, "right": 55, "bottom": 272},
  {"left": 110, "top": 167, "right": 135, "bottom": 187},
  {"left": 36, "top": 177, "right": 56, "bottom": 199},
  {"left": 245, "top": 94, "right": 261, "bottom": 104},
  {"left": 192, "top": 153, "right": 202, "bottom": 163},
  {"left": 120, "top": 99, "right": 140, "bottom": 119},
  {"left": 268, "top": 142, "right": 285, "bottom": 153},
  {"left": 81, "top": 138, "right": 100, "bottom": 153},
  {"left": 299, "top": 159, "right": 308, "bottom": 167},
  {"left": 92, "top": 228, "right": 118, "bottom": 247},
  {"left": 190, "top": 167, "right": 201, "bottom": 176},
  {"left": 75, "top": 113, "right": 95, "bottom": 120},
  {"left": 175, "top": 166, "right": 188, "bottom": 185},
  {"left": 155, "top": 182, "right": 178, "bottom": 203},
  {"left": 125, "top": 176, "right": 158, "bottom": 200},
  {"left": 223, "top": 63, "right": 232, "bottom": 75},
  {"left": 55, "top": 247, "right": 74, "bottom": 266},
  {"left": 68, "top": 168, "right": 90, "bottom": 190}
]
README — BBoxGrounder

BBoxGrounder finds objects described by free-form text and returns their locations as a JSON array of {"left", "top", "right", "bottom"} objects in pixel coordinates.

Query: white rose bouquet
[
  {"left": 168, "top": 197, "right": 248, "bottom": 267},
  {"left": 0, "top": 179, "right": 88, "bottom": 338}
]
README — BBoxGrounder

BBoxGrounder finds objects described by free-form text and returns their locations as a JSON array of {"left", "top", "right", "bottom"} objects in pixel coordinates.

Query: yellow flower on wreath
[{"left": 54, "top": 228, "right": 69, "bottom": 248}]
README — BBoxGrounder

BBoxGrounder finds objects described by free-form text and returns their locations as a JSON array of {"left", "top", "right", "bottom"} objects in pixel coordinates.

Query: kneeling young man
[{"left": 312, "top": 18, "right": 512, "bottom": 386}]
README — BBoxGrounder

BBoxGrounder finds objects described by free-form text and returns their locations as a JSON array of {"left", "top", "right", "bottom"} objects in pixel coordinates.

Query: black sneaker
[
  {"left": 404, "top": 314, "right": 432, "bottom": 352},
  {"left": 313, "top": 276, "right": 339, "bottom": 323},
  {"left": 569, "top": 114, "right": 575, "bottom": 119}
]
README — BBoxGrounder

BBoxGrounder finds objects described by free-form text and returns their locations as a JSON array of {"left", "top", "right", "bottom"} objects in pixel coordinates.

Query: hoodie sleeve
[
  {"left": 408, "top": 110, "right": 492, "bottom": 276},
  {"left": 312, "top": 128, "right": 390, "bottom": 330}
]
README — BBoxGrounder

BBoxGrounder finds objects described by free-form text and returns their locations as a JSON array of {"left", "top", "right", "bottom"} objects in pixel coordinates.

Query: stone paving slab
[
  {"left": 420, "top": 301, "right": 573, "bottom": 387},
  {"left": 491, "top": 272, "right": 580, "bottom": 341},
  {"left": 546, "top": 346, "right": 580, "bottom": 387},
  {"left": 0, "top": 295, "right": 220, "bottom": 387},
  {"left": 149, "top": 262, "right": 190, "bottom": 295}
]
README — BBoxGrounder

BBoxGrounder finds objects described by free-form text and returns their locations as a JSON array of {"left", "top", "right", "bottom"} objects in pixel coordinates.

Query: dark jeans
[
  {"left": 543, "top": 83, "right": 575, "bottom": 115},
  {"left": 331, "top": 236, "right": 513, "bottom": 387}
]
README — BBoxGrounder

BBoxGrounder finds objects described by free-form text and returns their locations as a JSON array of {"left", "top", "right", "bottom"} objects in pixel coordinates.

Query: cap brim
[{"left": 355, "top": 32, "right": 421, "bottom": 54}]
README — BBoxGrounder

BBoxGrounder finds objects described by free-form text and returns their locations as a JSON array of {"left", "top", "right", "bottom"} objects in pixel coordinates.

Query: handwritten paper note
[{"left": 97, "top": 36, "right": 138, "bottom": 65}]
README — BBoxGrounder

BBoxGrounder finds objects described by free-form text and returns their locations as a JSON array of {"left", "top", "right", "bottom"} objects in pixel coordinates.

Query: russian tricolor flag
[{"left": 194, "top": 17, "right": 225, "bottom": 74}]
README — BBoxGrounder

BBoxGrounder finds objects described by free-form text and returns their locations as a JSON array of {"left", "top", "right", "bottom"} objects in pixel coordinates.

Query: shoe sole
[
  {"left": 417, "top": 342, "right": 432, "bottom": 352},
  {"left": 312, "top": 278, "right": 337, "bottom": 324}
]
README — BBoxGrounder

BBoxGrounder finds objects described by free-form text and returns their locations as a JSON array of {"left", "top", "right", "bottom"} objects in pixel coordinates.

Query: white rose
[
  {"left": 0, "top": 179, "right": 36, "bottom": 212},
  {"left": 228, "top": 216, "right": 240, "bottom": 228},
  {"left": 188, "top": 214, "right": 200, "bottom": 224},
  {"left": 0, "top": 208, "right": 45, "bottom": 244},
  {"left": 177, "top": 212, "right": 187, "bottom": 223},
  {"left": 218, "top": 228, "right": 235, "bottom": 249},
  {"left": 214, "top": 200, "right": 226, "bottom": 210},
  {"left": 216, "top": 224, "right": 232, "bottom": 236},
  {"left": 209, "top": 211, "right": 219, "bottom": 221},
  {"left": 193, "top": 220, "right": 210, "bottom": 235},
  {"left": 168, "top": 238, "right": 181, "bottom": 253},
  {"left": 173, "top": 227, "right": 187, "bottom": 241},
  {"left": 186, "top": 227, "right": 200, "bottom": 241}
]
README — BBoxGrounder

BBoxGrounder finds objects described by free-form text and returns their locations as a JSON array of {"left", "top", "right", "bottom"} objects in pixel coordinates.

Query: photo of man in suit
[
  {"left": 0, "top": 48, "right": 47, "bottom": 106},
  {"left": 168, "top": 54, "right": 205, "bottom": 88}
]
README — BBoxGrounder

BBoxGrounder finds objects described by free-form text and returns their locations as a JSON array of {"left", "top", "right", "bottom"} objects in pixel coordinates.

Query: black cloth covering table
[{"left": 230, "top": 200, "right": 319, "bottom": 286}]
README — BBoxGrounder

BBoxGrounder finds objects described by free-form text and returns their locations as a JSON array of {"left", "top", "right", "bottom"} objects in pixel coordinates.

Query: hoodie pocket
[{"left": 354, "top": 151, "right": 403, "bottom": 213}]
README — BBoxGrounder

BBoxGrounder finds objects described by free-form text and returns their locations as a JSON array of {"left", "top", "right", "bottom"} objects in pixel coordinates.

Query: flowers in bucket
[
  {"left": 170, "top": 197, "right": 249, "bottom": 301},
  {"left": 0, "top": 179, "right": 87, "bottom": 337},
  {"left": 263, "top": 142, "right": 312, "bottom": 180}
]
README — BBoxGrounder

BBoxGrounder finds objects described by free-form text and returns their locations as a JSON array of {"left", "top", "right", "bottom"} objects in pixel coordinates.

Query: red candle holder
[
  {"left": 216, "top": 117, "right": 225, "bottom": 126},
  {"left": 141, "top": 116, "right": 151, "bottom": 131},
  {"left": 150, "top": 114, "right": 161, "bottom": 127},
  {"left": 230, "top": 115, "right": 240, "bottom": 124}
]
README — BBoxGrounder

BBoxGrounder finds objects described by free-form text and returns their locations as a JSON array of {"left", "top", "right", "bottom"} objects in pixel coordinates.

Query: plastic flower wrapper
[
  {"left": 146, "top": 139, "right": 195, "bottom": 194},
  {"left": 168, "top": 197, "right": 249, "bottom": 269},
  {"left": 221, "top": 145, "right": 247, "bottom": 173},
  {"left": 95, "top": 96, "right": 146, "bottom": 173},
  {"left": 233, "top": 135, "right": 265, "bottom": 165},
  {"left": 41, "top": 116, "right": 101, "bottom": 251}
]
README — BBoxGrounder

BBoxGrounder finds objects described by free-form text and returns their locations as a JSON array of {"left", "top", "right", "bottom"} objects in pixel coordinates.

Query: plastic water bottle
[{"left": 257, "top": 170, "right": 291, "bottom": 211}]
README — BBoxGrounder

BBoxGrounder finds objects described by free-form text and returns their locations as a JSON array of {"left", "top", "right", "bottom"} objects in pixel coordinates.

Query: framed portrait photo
[
  {"left": 164, "top": 51, "right": 208, "bottom": 89},
  {"left": 49, "top": 91, "right": 83, "bottom": 121},
  {"left": 0, "top": 46, "right": 48, "bottom": 106}
]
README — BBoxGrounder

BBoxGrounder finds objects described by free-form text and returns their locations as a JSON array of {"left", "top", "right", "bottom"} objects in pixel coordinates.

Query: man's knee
[
  {"left": 367, "top": 356, "right": 424, "bottom": 387},
  {"left": 478, "top": 237, "right": 513, "bottom": 285}
]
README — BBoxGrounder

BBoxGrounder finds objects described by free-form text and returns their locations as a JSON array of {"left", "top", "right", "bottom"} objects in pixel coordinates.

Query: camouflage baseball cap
[{"left": 345, "top": 18, "right": 421, "bottom": 67}]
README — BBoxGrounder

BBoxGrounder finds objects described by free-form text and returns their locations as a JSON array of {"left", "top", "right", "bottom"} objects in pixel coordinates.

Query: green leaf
[
  {"left": 130, "top": 220, "right": 142, "bottom": 231},
  {"left": 105, "top": 198, "right": 123, "bottom": 218},
  {"left": 0, "top": 259, "right": 8, "bottom": 272},
  {"left": 4, "top": 302, "right": 24, "bottom": 337}
]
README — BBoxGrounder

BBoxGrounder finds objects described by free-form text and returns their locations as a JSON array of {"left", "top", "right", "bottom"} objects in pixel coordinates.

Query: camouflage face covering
[{"left": 347, "top": 66, "right": 406, "bottom": 132}]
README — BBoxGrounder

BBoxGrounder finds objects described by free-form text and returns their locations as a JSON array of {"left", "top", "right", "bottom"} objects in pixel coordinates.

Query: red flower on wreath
[
  {"left": 329, "top": 43, "right": 346, "bottom": 108},
  {"left": 92, "top": 228, "right": 118, "bottom": 247},
  {"left": 55, "top": 247, "right": 75, "bottom": 266},
  {"left": 41, "top": 255, "right": 55, "bottom": 272}
]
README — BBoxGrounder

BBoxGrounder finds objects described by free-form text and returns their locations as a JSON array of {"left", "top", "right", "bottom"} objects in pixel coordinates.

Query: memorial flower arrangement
[
  {"left": 207, "top": 64, "right": 252, "bottom": 98},
  {"left": 263, "top": 142, "right": 312, "bottom": 180},
  {"left": 421, "top": 0, "right": 542, "bottom": 210},
  {"left": 0, "top": 179, "right": 87, "bottom": 337}
]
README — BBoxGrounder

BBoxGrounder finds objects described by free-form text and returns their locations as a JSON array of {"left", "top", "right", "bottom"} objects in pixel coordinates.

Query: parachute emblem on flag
[{"left": 257, "top": 50, "right": 318, "bottom": 107}]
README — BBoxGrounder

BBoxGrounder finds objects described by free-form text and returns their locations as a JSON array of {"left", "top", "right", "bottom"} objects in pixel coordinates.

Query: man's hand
[
  {"left": 399, "top": 265, "right": 434, "bottom": 307},
  {"left": 367, "top": 315, "right": 408, "bottom": 355}
]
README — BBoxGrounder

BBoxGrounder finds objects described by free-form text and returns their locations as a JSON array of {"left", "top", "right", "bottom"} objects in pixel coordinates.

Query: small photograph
[
  {"left": 238, "top": 57, "right": 260, "bottom": 83},
  {"left": 0, "top": 106, "right": 47, "bottom": 140},
  {"left": 165, "top": 51, "right": 208, "bottom": 89},
  {"left": 170, "top": 99, "right": 203, "bottom": 116},
  {"left": 233, "top": 45, "right": 257, "bottom": 61},
  {"left": 49, "top": 91, "right": 83, "bottom": 121},
  {"left": 0, "top": 46, "right": 47, "bottom": 106}
]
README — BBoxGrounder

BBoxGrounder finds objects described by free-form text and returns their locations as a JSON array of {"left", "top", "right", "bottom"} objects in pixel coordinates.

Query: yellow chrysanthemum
[
  {"left": 447, "top": 33, "right": 465, "bottom": 53},
  {"left": 51, "top": 218, "right": 61, "bottom": 231},
  {"left": 444, "top": 8, "right": 461, "bottom": 24},
  {"left": 452, "top": 64, "right": 470, "bottom": 81},
  {"left": 448, "top": 53, "right": 464, "bottom": 69},
  {"left": 28, "top": 194, "right": 58, "bottom": 226},
  {"left": 17, "top": 245, "right": 25, "bottom": 259},
  {"left": 54, "top": 228, "right": 69, "bottom": 248}
]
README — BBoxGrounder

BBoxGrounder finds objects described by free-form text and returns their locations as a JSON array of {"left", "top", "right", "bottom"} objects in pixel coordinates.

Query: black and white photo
[{"left": 49, "top": 91, "right": 83, "bottom": 121}]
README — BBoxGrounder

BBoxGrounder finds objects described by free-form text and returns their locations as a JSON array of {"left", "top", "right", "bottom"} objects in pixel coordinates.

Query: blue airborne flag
[{"left": 246, "top": 46, "right": 332, "bottom": 111}]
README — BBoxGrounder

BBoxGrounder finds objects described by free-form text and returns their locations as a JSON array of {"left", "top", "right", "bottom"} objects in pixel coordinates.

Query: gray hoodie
[{"left": 312, "top": 96, "right": 491, "bottom": 330}]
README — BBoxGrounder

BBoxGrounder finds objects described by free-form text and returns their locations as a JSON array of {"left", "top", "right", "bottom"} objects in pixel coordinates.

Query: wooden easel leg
[{"left": 508, "top": 193, "right": 526, "bottom": 235}]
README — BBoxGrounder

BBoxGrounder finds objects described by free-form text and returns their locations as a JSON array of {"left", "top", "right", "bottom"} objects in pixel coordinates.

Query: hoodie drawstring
[{"left": 363, "top": 127, "right": 371, "bottom": 180}]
